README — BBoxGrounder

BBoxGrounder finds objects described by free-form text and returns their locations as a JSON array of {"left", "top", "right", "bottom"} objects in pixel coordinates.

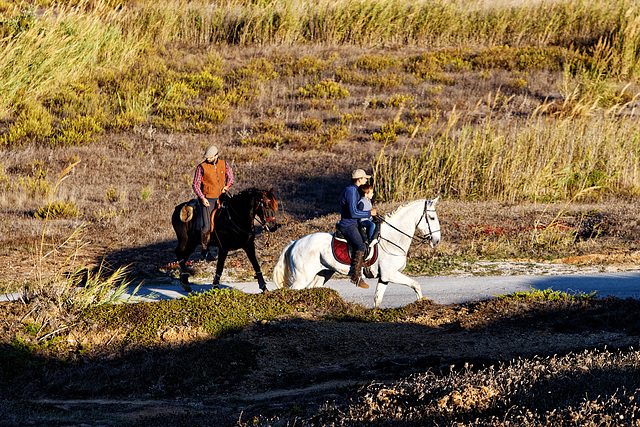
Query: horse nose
[
  {"left": 430, "top": 231, "right": 441, "bottom": 247},
  {"left": 265, "top": 221, "right": 279, "bottom": 232}
]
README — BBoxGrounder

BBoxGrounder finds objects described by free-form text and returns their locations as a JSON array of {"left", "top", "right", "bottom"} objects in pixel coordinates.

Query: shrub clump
[
  {"left": 34, "top": 201, "right": 79, "bottom": 219},
  {"left": 296, "top": 79, "right": 349, "bottom": 100},
  {"left": 83, "top": 288, "right": 352, "bottom": 345}
]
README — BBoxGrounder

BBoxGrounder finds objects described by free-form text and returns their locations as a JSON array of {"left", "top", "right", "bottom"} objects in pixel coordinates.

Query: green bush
[
  {"left": 0, "top": 103, "right": 53, "bottom": 146},
  {"left": 51, "top": 115, "right": 104, "bottom": 146},
  {"left": 372, "top": 121, "right": 405, "bottom": 144},
  {"left": 355, "top": 54, "right": 401, "bottom": 71}
]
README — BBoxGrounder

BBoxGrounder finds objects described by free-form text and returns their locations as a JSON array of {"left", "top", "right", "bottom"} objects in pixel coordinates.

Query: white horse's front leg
[
  {"left": 379, "top": 271, "right": 423, "bottom": 304},
  {"left": 373, "top": 281, "right": 388, "bottom": 308}
]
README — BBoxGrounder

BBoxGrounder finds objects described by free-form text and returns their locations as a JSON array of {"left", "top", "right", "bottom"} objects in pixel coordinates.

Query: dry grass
[
  {"left": 1, "top": 36, "right": 639, "bottom": 288},
  {"left": 2, "top": 3, "right": 640, "bottom": 423}
]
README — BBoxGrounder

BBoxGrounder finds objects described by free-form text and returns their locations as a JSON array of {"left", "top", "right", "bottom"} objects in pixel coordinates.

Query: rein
[
  {"left": 374, "top": 200, "right": 439, "bottom": 252},
  {"left": 213, "top": 194, "right": 276, "bottom": 249}
]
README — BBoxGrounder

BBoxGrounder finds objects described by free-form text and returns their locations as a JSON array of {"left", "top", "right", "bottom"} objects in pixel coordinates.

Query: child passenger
[{"left": 357, "top": 183, "right": 377, "bottom": 246}]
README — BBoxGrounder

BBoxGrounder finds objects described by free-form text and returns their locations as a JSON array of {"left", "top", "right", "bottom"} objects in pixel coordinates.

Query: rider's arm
[
  {"left": 192, "top": 164, "right": 206, "bottom": 201},
  {"left": 346, "top": 187, "right": 370, "bottom": 219},
  {"left": 223, "top": 162, "right": 234, "bottom": 192}
]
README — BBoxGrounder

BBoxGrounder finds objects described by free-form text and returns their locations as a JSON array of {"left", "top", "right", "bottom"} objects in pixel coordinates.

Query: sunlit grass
[
  {"left": 0, "top": 2, "right": 145, "bottom": 118},
  {"left": 374, "top": 107, "right": 640, "bottom": 203},
  {"left": 497, "top": 285, "right": 598, "bottom": 301}
]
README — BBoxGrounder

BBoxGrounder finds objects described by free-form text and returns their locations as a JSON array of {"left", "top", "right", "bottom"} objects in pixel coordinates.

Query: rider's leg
[
  {"left": 369, "top": 222, "right": 378, "bottom": 246},
  {"left": 199, "top": 198, "right": 217, "bottom": 252},
  {"left": 340, "top": 225, "right": 369, "bottom": 288},
  {"left": 362, "top": 220, "right": 377, "bottom": 246}
]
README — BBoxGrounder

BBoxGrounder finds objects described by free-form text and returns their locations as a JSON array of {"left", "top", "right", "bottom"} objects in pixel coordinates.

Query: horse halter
[{"left": 256, "top": 197, "right": 278, "bottom": 231}]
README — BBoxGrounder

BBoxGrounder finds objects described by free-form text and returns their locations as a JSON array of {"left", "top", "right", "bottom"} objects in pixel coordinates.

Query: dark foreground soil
[
  {"left": 2, "top": 181, "right": 640, "bottom": 426},
  {"left": 2, "top": 291, "right": 640, "bottom": 426}
]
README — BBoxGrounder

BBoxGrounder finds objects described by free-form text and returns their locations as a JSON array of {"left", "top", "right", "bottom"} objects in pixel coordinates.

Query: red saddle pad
[{"left": 331, "top": 236, "right": 377, "bottom": 266}]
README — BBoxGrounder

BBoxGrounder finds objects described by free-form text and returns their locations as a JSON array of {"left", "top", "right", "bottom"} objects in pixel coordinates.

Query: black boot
[
  {"left": 201, "top": 230, "right": 210, "bottom": 251},
  {"left": 350, "top": 250, "right": 369, "bottom": 289}
]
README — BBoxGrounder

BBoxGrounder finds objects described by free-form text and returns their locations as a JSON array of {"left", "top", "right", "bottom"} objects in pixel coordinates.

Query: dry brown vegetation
[{"left": 2, "top": 0, "right": 640, "bottom": 425}]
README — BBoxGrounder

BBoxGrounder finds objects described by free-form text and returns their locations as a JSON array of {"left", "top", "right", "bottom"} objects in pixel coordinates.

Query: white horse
[{"left": 272, "top": 198, "right": 441, "bottom": 308}]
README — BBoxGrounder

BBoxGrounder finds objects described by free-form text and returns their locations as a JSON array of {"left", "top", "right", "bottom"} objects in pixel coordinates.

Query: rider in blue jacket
[{"left": 337, "top": 169, "right": 377, "bottom": 288}]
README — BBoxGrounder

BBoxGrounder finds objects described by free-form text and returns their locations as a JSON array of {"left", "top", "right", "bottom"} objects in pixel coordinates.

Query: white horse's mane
[{"left": 384, "top": 199, "right": 426, "bottom": 220}]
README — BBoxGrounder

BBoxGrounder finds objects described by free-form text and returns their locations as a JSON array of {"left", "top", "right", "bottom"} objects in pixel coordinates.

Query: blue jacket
[{"left": 338, "top": 184, "right": 370, "bottom": 227}]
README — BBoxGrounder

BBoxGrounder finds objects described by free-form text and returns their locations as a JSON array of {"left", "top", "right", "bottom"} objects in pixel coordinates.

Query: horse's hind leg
[
  {"left": 175, "top": 235, "right": 197, "bottom": 293},
  {"left": 310, "top": 270, "right": 334, "bottom": 288}
]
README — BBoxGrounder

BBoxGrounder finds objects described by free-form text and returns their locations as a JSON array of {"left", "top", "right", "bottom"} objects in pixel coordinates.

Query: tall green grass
[
  {"left": 374, "top": 108, "right": 640, "bottom": 203},
  {"left": 0, "top": 2, "right": 145, "bottom": 117},
  {"left": 2, "top": 0, "right": 640, "bottom": 115},
  {"left": 1, "top": 0, "right": 640, "bottom": 203}
]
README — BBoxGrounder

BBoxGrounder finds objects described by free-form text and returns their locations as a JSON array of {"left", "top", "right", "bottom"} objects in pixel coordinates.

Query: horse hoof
[{"left": 179, "top": 274, "right": 192, "bottom": 292}]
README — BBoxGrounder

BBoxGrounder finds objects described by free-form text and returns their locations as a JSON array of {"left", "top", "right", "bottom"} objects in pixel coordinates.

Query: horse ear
[
  {"left": 269, "top": 187, "right": 274, "bottom": 195},
  {"left": 432, "top": 196, "right": 439, "bottom": 204}
]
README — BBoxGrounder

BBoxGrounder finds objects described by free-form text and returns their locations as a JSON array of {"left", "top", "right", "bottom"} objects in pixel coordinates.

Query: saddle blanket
[{"left": 331, "top": 235, "right": 378, "bottom": 266}]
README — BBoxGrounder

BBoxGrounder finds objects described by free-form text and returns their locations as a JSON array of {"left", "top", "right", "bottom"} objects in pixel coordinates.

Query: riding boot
[
  {"left": 201, "top": 229, "right": 210, "bottom": 251},
  {"left": 350, "top": 250, "right": 369, "bottom": 289}
]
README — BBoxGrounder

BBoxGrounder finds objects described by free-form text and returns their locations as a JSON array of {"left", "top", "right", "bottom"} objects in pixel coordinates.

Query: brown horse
[{"left": 172, "top": 188, "right": 278, "bottom": 292}]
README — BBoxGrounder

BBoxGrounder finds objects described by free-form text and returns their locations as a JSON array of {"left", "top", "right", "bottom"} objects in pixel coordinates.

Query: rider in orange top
[{"left": 192, "top": 145, "right": 234, "bottom": 252}]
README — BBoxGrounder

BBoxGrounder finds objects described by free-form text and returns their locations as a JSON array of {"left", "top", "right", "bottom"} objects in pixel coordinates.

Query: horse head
[
  {"left": 417, "top": 196, "right": 441, "bottom": 247},
  {"left": 256, "top": 188, "right": 279, "bottom": 232}
]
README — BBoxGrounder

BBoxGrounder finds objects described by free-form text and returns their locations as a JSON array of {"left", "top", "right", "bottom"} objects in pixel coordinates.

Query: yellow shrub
[
  {"left": 34, "top": 201, "right": 79, "bottom": 219},
  {"left": 296, "top": 79, "right": 349, "bottom": 100}
]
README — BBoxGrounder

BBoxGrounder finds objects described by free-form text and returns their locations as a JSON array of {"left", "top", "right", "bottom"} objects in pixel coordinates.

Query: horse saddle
[
  {"left": 209, "top": 193, "right": 233, "bottom": 232},
  {"left": 210, "top": 203, "right": 223, "bottom": 233},
  {"left": 331, "top": 229, "right": 378, "bottom": 269},
  {"left": 179, "top": 198, "right": 227, "bottom": 234}
]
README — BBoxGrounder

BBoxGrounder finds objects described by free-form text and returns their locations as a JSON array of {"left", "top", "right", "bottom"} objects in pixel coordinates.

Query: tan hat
[
  {"left": 204, "top": 145, "right": 218, "bottom": 159},
  {"left": 351, "top": 169, "right": 371, "bottom": 179}
]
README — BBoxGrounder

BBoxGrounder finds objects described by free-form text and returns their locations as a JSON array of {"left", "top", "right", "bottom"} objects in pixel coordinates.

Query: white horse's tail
[{"left": 272, "top": 240, "right": 295, "bottom": 289}]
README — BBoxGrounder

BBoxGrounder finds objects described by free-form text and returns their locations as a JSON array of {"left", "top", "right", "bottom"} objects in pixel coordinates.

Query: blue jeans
[
  {"left": 360, "top": 220, "right": 376, "bottom": 241},
  {"left": 337, "top": 223, "right": 366, "bottom": 253}
]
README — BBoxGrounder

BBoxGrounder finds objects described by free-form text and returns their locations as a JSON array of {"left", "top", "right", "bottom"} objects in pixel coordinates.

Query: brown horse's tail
[{"left": 272, "top": 240, "right": 295, "bottom": 289}]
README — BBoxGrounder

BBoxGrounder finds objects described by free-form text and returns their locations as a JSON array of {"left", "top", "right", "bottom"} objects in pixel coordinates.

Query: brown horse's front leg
[
  {"left": 243, "top": 242, "right": 267, "bottom": 292},
  {"left": 213, "top": 250, "right": 227, "bottom": 288}
]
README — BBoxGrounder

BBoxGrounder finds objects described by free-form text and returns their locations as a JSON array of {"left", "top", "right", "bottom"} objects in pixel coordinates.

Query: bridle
[
  {"left": 255, "top": 197, "right": 278, "bottom": 232},
  {"left": 375, "top": 200, "right": 440, "bottom": 251},
  {"left": 211, "top": 192, "right": 278, "bottom": 249}
]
